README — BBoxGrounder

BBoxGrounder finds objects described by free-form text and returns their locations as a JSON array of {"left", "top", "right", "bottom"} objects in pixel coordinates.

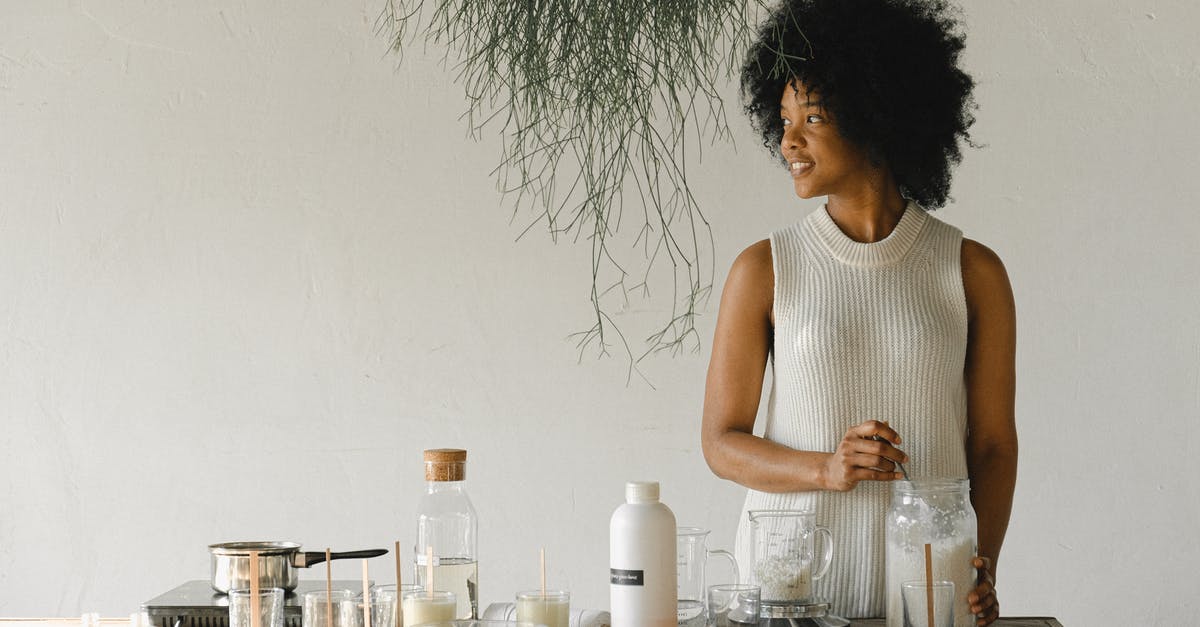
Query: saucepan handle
[{"left": 296, "top": 548, "right": 388, "bottom": 568}]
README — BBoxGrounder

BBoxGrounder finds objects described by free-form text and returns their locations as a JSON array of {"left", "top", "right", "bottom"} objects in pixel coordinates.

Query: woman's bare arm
[{"left": 701, "top": 240, "right": 906, "bottom": 493}]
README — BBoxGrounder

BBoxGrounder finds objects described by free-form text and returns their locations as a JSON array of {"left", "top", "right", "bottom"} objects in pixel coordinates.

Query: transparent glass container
[
  {"left": 414, "top": 448, "right": 479, "bottom": 620},
  {"left": 885, "top": 479, "right": 977, "bottom": 627}
]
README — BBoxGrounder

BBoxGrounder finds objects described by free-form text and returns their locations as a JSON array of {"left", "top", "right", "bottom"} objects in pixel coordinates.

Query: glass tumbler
[
  {"left": 401, "top": 591, "right": 458, "bottom": 627},
  {"left": 374, "top": 585, "right": 423, "bottom": 627},
  {"left": 901, "top": 581, "right": 955, "bottom": 627},
  {"left": 304, "top": 590, "right": 359, "bottom": 627},
  {"left": 706, "top": 584, "right": 760, "bottom": 627},
  {"left": 229, "top": 588, "right": 285, "bottom": 627},
  {"left": 408, "top": 622, "right": 545, "bottom": 627},
  {"left": 357, "top": 588, "right": 399, "bottom": 627},
  {"left": 515, "top": 590, "right": 568, "bottom": 627}
]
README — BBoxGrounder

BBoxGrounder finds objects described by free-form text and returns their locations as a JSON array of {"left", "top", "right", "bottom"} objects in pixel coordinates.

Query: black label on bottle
[{"left": 610, "top": 568, "right": 644, "bottom": 586}]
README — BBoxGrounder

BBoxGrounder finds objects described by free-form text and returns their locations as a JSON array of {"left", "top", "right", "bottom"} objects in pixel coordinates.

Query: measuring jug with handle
[
  {"left": 676, "top": 527, "right": 739, "bottom": 626},
  {"left": 746, "top": 510, "right": 833, "bottom": 604}
]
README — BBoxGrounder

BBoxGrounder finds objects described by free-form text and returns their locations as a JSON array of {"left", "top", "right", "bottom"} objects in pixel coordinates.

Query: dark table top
[{"left": 849, "top": 614, "right": 1065, "bottom": 619}]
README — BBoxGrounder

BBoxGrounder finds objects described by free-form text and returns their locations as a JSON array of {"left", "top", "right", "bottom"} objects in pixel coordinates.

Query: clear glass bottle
[
  {"left": 414, "top": 448, "right": 479, "bottom": 619},
  {"left": 885, "top": 479, "right": 978, "bottom": 627}
]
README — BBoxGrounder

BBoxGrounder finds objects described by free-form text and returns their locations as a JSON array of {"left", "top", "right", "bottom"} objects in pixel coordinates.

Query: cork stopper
[{"left": 424, "top": 448, "right": 467, "bottom": 482}]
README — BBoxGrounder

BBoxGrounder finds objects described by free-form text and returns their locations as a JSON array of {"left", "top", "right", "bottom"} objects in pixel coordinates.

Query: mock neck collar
[{"left": 805, "top": 199, "right": 928, "bottom": 267}]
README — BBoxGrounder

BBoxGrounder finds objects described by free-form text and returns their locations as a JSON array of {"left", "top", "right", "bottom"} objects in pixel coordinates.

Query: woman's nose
[{"left": 781, "top": 126, "right": 804, "bottom": 151}]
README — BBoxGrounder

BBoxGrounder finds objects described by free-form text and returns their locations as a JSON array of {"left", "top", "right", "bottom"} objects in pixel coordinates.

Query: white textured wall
[{"left": 1, "top": 2, "right": 1197, "bottom": 625}]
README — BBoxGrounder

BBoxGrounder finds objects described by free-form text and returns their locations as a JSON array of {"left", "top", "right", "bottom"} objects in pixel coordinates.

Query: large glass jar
[
  {"left": 415, "top": 448, "right": 479, "bottom": 620},
  {"left": 885, "top": 479, "right": 977, "bottom": 627}
]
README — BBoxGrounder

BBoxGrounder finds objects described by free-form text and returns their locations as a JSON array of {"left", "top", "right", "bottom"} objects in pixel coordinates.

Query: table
[
  {"left": 849, "top": 614, "right": 1065, "bottom": 619},
  {"left": 2, "top": 618, "right": 1066, "bottom": 627}
]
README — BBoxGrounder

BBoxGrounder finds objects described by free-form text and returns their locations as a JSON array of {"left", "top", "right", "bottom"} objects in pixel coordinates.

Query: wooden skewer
[
  {"left": 400, "top": 538, "right": 410, "bottom": 588},
  {"left": 362, "top": 560, "right": 372, "bottom": 627},
  {"left": 325, "top": 549, "right": 333, "bottom": 627},
  {"left": 539, "top": 547, "right": 546, "bottom": 598},
  {"left": 923, "top": 543, "right": 935, "bottom": 627},
  {"left": 426, "top": 547, "right": 434, "bottom": 598},
  {"left": 248, "top": 551, "right": 261, "bottom": 627}
]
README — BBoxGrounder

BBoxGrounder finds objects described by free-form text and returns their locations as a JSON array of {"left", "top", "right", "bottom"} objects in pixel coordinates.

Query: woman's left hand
[{"left": 968, "top": 556, "right": 999, "bottom": 626}]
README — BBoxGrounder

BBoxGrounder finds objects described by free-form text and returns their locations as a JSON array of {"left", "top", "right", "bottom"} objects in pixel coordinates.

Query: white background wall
[{"left": 2, "top": 1, "right": 1198, "bottom": 625}]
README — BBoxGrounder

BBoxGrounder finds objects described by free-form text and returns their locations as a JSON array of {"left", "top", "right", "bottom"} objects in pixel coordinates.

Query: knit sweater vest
[{"left": 733, "top": 201, "right": 969, "bottom": 619}]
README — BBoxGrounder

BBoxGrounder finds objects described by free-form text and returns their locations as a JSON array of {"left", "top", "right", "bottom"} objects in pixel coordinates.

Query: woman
[{"left": 700, "top": 0, "right": 1017, "bottom": 625}]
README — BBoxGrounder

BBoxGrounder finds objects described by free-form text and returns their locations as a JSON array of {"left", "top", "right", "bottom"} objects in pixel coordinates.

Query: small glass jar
[{"left": 885, "top": 479, "right": 977, "bottom": 627}]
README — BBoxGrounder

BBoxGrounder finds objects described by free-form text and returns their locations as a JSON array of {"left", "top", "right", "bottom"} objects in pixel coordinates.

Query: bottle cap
[
  {"left": 625, "top": 480, "right": 660, "bottom": 503},
  {"left": 424, "top": 448, "right": 467, "bottom": 481}
]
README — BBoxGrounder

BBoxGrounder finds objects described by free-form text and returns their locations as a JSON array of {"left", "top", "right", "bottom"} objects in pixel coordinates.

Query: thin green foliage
[{"left": 379, "top": 0, "right": 771, "bottom": 376}]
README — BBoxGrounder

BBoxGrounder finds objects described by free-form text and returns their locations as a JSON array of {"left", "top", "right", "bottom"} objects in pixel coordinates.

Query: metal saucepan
[{"left": 209, "top": 541, "right": 388, "bottom": 593}]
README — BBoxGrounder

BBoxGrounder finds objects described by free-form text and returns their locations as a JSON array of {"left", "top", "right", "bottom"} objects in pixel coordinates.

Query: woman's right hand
[{"left": 822, "top": 420, "right": 908, "bottom": 491}]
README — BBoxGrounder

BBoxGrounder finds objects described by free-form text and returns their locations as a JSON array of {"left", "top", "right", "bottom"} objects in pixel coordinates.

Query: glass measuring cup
[
  {"left": 745, "top": 510, "right": 833, "bottom": 605},
  {"left": 676, "top": 527, "right": 739, "bottom": 626}
]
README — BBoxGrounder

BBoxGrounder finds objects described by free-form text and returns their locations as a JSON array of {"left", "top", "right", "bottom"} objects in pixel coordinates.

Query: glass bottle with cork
[{"left": 414, "top": 448, "right": 479, "bottom": 619}]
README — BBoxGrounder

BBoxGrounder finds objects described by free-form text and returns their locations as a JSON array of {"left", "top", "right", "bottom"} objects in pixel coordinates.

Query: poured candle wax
[
  {"left": 516, "top": 591, "right": 569, "bottom": 627},
  {"left": 401, "top": 592, "right": 456, "bottom": 627}
]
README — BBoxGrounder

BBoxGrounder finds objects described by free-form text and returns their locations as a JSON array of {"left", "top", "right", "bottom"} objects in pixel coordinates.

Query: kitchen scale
[
  {"left": 758, "top": 598, "right": 849, "bottom": 627},
  {"left": 143, "top": 580, "right": 370, "bottom": 627}
]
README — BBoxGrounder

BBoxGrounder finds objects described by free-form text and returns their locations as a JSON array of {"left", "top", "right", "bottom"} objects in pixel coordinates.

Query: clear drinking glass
[
  {"left": 303, "top": 590, "right": 359, "bottom": 627},
  {"left": 401, "top": 591, "right": 458, "bottom": 627},
  {"left": 515, "top": 590, "right": 569, "bottom": 627},
  {"left": 901, "top": 580, "right": 955, "bottom": 627},
  {"left": 229, "top": 588, "right": 285, "bottom": 627},
  {"left": 357, "top": 588, "right": 399, "bottom": 627},
  {"left": 374, "top": 585, "right": 423, "bottom": 627},
  {"left": 407, "top": 622, "right": 545, "bottom": 627},
  {"left": 706, "top": 584, "right": 760, "bottom": 627}
]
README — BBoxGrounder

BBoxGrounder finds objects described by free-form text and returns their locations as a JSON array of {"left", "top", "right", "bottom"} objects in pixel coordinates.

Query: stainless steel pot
[{"left": 209, "top": 541, "right": 388, "bottom": 593}]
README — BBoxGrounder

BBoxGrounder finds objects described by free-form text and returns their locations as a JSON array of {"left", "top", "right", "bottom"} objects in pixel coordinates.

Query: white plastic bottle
[{"left": 610, "top": 481, "right": 677, "bottom": 627}]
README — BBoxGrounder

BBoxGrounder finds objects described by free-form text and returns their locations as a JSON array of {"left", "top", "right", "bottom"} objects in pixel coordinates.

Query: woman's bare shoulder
[
  {"left": 960, "top": 238, "right": 1014, "bottom": 317},
  {"left": 734, "top": 238, "right": 773, "bottom": 272},
  {"left": 728, "top": 239, "right": 774, "bottom": 290},
  {"left": 720, "top": 239, "right": 775, "bottom": 322}
]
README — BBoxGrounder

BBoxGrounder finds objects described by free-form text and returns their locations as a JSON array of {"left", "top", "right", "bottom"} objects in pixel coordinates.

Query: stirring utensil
[
  {"left": 870, "top": 435, "right": 910, "bottom": 480},
  {"left": 923, "top": 543, "right": 935, "bottom": 627}
]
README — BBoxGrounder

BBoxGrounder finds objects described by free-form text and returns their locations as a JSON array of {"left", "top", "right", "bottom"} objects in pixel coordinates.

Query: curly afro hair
[{"left": 742, "top": 0, "right": 976, "bottom": 208}]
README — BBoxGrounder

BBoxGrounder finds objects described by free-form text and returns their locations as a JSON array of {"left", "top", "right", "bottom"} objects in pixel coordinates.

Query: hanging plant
[{"left": 380, "top": 0, "right": 780, "bottom": 373}]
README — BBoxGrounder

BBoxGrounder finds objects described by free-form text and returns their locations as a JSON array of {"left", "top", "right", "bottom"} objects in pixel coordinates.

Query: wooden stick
[
  {"left": 361, "top": 560, "right": 372, "bottom": 627},
  {"left": 326, "top": 549, "right": 333, "bottom": 627},
  {"left": 248, "top": 551, "right": 261, "bottom": 627},
  {"left": 426, "top": 547, "right": 434, "bottom": 597},
  {"left": 923, "top": 543, "right": 935, "bottom": 627},
  {"left": 400, "top": 538, "right": 410, "bottom": 588},
  {"left": 539, "top": 547, "right": 546, "bottom": 598}
]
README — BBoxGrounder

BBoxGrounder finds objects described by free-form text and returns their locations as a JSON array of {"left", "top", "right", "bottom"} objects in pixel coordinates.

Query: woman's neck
[{"left": 825, "top": 181, "right": 908, "bottom": 243}]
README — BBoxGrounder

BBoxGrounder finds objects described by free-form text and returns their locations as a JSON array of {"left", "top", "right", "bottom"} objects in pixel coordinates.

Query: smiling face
[{"left": 779, "top": 81, "right": 882, "bottom": 200}]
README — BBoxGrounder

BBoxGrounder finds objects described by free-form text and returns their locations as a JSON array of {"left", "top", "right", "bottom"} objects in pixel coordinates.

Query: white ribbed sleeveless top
[{"left": 734, "top": 201, "right": 969, "bottom": 619}]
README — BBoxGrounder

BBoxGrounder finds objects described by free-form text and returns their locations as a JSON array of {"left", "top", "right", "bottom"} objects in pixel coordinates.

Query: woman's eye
[
  {"left": 781, "top": 117, "right": 791, "bottom": 127},
  {"left": 806, "top": 114, "right": 823, "bottom": 124}
]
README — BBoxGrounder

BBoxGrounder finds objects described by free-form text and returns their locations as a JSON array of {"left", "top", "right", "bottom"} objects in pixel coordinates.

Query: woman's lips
[{"left": 790, "top": 161, "right": 813, "bottom": 178}]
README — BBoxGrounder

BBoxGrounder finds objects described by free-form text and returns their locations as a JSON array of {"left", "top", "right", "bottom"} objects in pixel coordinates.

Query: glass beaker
[
  {"left": 745, "top": 510, "right": 832, "bottom": 605},
  {"left": 885, "top": 479, "right": 977, "bottom": 627},
  {"left": 676, "top": 527, "right": 739, "bottom": 626}
]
